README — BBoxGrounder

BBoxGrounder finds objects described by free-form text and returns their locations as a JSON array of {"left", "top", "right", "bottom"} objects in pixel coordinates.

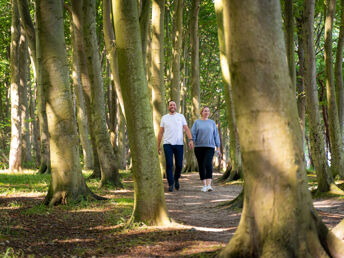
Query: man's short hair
[{"left": 167, "top": 100, "right": 176, "bottom": 105}]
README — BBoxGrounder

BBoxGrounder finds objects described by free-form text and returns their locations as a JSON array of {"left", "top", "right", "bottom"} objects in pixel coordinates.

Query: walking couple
[{"left": 157, "top": 100, "right": 221, "bottom": 192}]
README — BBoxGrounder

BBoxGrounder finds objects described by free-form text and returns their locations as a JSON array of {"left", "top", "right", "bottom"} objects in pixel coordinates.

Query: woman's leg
[
  {"left": 195, "top": 147, "right": 208, "bottom": 191},
  {"left": 204, "top": 148, "right": 215, "bottom": 190}
]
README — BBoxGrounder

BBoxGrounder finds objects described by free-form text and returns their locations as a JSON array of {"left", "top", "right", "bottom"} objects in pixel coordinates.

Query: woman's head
[{"left": 200, "top": 106, "right": 210, "bottom": 119}]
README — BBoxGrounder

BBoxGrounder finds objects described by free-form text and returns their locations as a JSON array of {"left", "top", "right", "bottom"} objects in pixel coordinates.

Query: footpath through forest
[{"left": 1, "top": 171, "right": 344, "bottom": 257}]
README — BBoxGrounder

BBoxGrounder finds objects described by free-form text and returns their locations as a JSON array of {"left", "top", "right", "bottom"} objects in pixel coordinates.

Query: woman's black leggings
[{"left": 194, "top": 147, "right": 215, "bottom": 180}]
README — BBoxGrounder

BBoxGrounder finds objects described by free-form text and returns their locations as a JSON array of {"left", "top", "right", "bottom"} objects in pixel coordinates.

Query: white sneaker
[
  {"left": 201, "top": 186, "right": 208, "bottom": 192},
  {"left": 207, "top": 185, "right": 214, "bottom": 192}
]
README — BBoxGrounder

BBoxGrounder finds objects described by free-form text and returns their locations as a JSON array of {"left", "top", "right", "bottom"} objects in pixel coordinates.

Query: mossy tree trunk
[
  {"left": 37, "top": 0, "right": 97, "bottom": 205},
  {"left": 220, "top": 0, "right": 344, "bottom": 256},
  {"left": 113, "top": 0, "right": 170, "bottom": 226},
  {"left": 82, "top": 0, "right": 122, "bottom": 187},
  {"left": 18, "top": 0, "right": 51, "bottom": 174},
  {"left": 335, "top": 0, "right": 344, "bottom": 135},
  {"left": 171, "top": 0, "right": 184, "bottom": 110},
  {"left": 9, "top": 0, "right": 22, "bottom": 172},
  {"left": 302, "top": 0, "right": 339, "bottom": 193},
  {"left": 70, "top": 20, "right": 94, "bottom": 170},
  {"left": 214, "top": 0, "right": 242, "bottom": 181},
  {"left": 324, "top": 0, "right": 344, "bottom": 178}
]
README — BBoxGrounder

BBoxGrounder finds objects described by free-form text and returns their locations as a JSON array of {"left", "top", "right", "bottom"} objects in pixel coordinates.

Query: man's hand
[
  {"left": 158, "top": 146, "right": 161, "bottom": 155},
  {"left": 188, "top": 140, "right": 194, "bottom": 149}
]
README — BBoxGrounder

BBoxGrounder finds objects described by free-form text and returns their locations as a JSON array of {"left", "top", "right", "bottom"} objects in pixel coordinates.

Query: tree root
[{"left": 218, "top": 190, "right": 243, "bottom": 209}]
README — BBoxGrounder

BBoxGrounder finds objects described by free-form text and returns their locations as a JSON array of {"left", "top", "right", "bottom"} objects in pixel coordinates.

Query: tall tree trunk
[
  {"left": 139, "top": 0, "right": 151, "bottom": 70},
  {"left": 9, "top": 0, "right": 22, "bottom": 172},
  {"left": 149, "top": 0, "right": 166, "bottom": 175},
  {"left": 296, "top": 17, "right": 306, "bottom": 138},
  {"left": 303, "top": 0, "right": 340, "bottom": 193},
  {"left": 18, "top": 0, "right": 51, "bottom": 174},
  {"left": 19, "top": 26, "right": 32, "bottom": 165},
  {"left": 82, "top": 0, "right": 121, "bottom": 187},
  {"left": 214, "top": 0, "right": 242, "bottom": 181},
  {"left": 335, "top": 0, "right": 344, "bottom": 135},
  {"left": 37, "top": 0, "right": 97, "bottom": 205},
  {"left": 71, "top": 21, "right": 94, "bottom": 170},
  {"left": 220, "top": 1, "right": 344, "bottom": 256},
  {"left": 184, "top": 0, "right": 200, "bottom": 172},
  {"left": 324, "top": 0, "right": 344, "bottom": 178},
  {"left": 170, "top": 0, "right": 184, "bottom": 110},
  {"left": 113, "top": 0, "right": 170, "bottom": 226},
  {"left": 285, "top": 0, "right": 296, "bottom": 93}
]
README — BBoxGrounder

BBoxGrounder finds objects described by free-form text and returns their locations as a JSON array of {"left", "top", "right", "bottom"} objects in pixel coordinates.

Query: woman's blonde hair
[{"left": 200, "top": 106, "right": 210, "bottom": 115}]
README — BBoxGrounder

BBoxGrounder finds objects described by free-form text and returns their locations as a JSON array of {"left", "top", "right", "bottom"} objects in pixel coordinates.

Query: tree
[
  {"left": 170, "top": 0, "right": 184, "bottom": 110},
  {"left": 324, "top": 0, "right": 344, "bottom": 178},
  {"left": 9, "top": 0, "right": 22, "bottom": 172},
  {"left": 220, "top": 0, "right": 344, "bottom": 256},
  {"left": 37, "top": 0, "right": 97, "bottom": 205},
  {"left": 112, "top": 0, "right": 169, "bottom": 225}
]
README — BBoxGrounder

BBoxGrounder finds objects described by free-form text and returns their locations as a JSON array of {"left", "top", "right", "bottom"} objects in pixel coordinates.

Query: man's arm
[
  {"left": 157, "top": 127, "right": 164, "bottom": 154},
  {"left": 183, "top": 125, "right": 194, "bottom": 149}
]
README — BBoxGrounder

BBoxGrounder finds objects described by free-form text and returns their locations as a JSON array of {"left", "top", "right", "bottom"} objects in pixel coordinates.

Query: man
[{"left": 157, "top": 100, "right": 194, "bottom": 192}]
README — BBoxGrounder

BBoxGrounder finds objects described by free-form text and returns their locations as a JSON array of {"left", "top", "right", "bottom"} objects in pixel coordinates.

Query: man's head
[{"left": 168, "top": 100, "right": 177, "bottom": 114}]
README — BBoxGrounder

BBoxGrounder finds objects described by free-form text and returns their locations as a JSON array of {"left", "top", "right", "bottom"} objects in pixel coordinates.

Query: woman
[{"left": 191, "top": 106, "right": 220, "bottom": 192}]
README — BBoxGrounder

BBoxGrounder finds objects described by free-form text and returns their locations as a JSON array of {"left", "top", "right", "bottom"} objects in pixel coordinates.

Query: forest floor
[{"left": 0, "top": 170, "right": 344, "bottom": 257}]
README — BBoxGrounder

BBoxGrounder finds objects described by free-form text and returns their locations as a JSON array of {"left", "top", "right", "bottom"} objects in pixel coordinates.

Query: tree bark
[
  {"left": 302, "top": 0, "right": 339, "bottom": 193},
  {"left": 220, "top": 0, "right": 344, "bottom": 256},
  {"left": 9, "top": 0, "right": 22, "bottom": 172},
  {"left": 82, "top": 0, "right": 121, "bottom": 187},
  {"left": 324, "top": 0, "right": 344, "bottom": 178},
  {"left": 70, "top": 20, "right": 94, "bottom": 170},
  {"left": 214, "top": 0, "right": 242, "bottom": 181},
  {"left": 37, "top": 0, "right": 97, "bottom": 205},
  {"left": 285, "top": 0, "right": 296, "bottom": 93},
  {"left": 171, "top": 0, "right": 184, "bottom": 110},
  {"left": 335, "top": 0, "right": 344, "bottom": 135},
  {"left": 113, "top": 0, "right": 170, "bottom": 226}
]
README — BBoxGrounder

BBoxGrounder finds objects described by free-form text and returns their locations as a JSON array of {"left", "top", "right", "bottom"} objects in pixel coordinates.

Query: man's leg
[
  {"left": 173, "top": 145, "right": 184, "bottom": 190},
  {"left": 163, "top": 144, "right": 174, "bottom": 191}
]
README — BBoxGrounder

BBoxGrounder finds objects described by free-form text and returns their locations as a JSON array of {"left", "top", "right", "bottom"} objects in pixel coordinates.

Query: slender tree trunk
[
  {"left": 71, "top": 22, "right": 94, "bottom": 170},
  {"left": 324, "top": 0, "right": 344, "bottom": 178},
  {"left": 18, "top": 0, "right": 51, "bottom": 173},
  {"left": 171, "top": 0, "right": 183, "bottom": 110},
  {"left": 220, "top": 1, "right": 344, "bottom": 256},
  {"left": 19, "top": 27, "right": 32, "bottom": 165},
  {"left": 82, "top": 0, "right": 121, "bottom": 187},
  {"left": 285, "top": 0, "right": 296, "bottom": 93},
  {"left": 139, "top": 0, "right": 151, "bottom": 69},
  {"left": 37, "top": 0, "right": 98, "bottom": 205},
  {"left": 296, "top": 17, "right": 306, "bottom": 138},
  {"left": 113, "top": 0, "right": 170, "bottom": 226},
  {"left": 214, "top": 0, "right": 242, "bottom": 181},
  {"left": 335, "top": 0, "right": 344, "bottom": 135},
  {"left": 9, "top": 0, "right": 22, "bottom": 172},
  {"left": 302, "top": 0, "right": 339, "bottom": 193}
]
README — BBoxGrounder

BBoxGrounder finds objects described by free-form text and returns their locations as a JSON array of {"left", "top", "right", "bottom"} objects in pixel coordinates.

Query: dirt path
[
  {"left": 164, "top": 172, "right": 344, "bottom": 244},
  {"left": 164, "top": 172, "right": 242, "bottom": 244}
]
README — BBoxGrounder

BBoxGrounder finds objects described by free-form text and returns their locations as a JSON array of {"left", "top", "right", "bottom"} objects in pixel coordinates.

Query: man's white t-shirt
[{"left": 160, "top": 113, "right": 187, "bottom": 145}]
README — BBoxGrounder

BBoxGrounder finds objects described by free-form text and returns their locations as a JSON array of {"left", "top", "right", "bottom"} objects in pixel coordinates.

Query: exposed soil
[{"left": 0, "top": 172, "right": 344, "bottom": 257}]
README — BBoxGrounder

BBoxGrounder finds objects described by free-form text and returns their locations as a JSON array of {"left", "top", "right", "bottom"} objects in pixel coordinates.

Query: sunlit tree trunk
[
  {"left": 71, "top": 22, "right": 94, "bottom": 170},
  {"left": 324, "top": 0, "right": 344, "bottom": 178},
  {"left": 18, "top": 0, "right": 51, "bottom": 174},
  {"left": 9, "top": 0, "right": 22, "bottom": 172},
  {"left": 171, "top": 0, "right": 183, "bottom": 110},
  {"left": 303, "top": 0, "right": 340, "bottom": 193},
  {"left": 184, "top": 0, "right": 200, "bottom": 172},
  {"left": 139, "top": 0, "right": 151, "bottom": 69},
  {"left": 37, "top": 0, "right": 97, "bottom": 205},
  {"left": 220, "top": 0, "right": 344, "bottom": 256},
  {"left": 214, "top": 0, "right": 242, "bottom": 181},
  {"left": 335, "top": 0, "right": 344, "bottom": 135},
  {"left": 285, "top": 0, "right": 296, "bottom": 93},
  {"left": 296, "top": 17, "right": 306, "bottom": 138},
  {"left": 113, "top": 0, "right": 170, "bottom": 225}
]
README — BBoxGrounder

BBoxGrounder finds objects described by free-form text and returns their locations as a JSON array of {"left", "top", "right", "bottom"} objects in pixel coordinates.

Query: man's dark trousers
[{"left": 163, "top": 144, "right": 184, "bottom": 186}]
